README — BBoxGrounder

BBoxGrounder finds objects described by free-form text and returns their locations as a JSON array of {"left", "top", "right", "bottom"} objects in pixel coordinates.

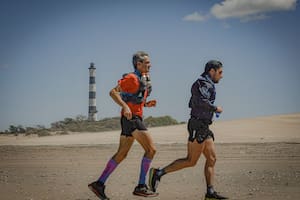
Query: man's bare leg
[
  {"left": 148, "top": 140, "right": 205, "bottom": 193},
  {"left": 112, "top": 136, "right": 135, "bottom": 163},
  {"left": 163, "top": 140, "right": 205, "bottom": 173},
  {"left": 203, "top": 138, "right": 216, "bottom": 187},
  {"left": 132, "top": 130, "right": 158, "bottom": 197},
  {"left": 132, "top": 130, "right": 156, "bottom": 159},
  {"left": 88, "top": 136, "right": 135, "bottom": 200},
  {"left": 202, "top": 138, "right": 227, "bottom": 199},
  {"left": 99, "top": 136, "right": 135, "bottom": 184}
]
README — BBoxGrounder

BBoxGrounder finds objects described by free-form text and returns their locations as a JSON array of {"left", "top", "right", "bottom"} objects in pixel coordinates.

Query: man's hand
[
  {"left": 123, "top": 105, "right": 132, "bottom": 120},
  {"left": 145, "top": 100, "right": 157, "bottom": 107},
  {"left": 216, "top": 106, "right": 223, "bottom": 113},
  {"left": 110, "top": 85, "right": 133, "bottom": 120}
]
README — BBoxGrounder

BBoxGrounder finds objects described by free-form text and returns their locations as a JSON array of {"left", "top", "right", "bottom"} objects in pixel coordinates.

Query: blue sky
[{"left": 0, "top": 0, "right": 299, "bottom": 131}]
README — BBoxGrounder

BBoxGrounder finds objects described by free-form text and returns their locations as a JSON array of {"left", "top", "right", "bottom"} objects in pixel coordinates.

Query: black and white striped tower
[{"left": 88, "top": 62, "right": 97, "bottom": 121}]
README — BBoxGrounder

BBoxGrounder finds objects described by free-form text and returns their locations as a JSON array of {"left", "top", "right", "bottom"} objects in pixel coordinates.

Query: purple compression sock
[
  {"left": 138, "top": 157, "right": 152, "bottom": 185},
  {"left": 98, "top": 158, "right": 118, "bottom": 184}
]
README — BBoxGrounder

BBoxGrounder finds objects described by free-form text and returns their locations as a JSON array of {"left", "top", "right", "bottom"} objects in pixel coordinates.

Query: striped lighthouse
[{"left": 88, "top": 63, "right": 97, "bottom": 121}]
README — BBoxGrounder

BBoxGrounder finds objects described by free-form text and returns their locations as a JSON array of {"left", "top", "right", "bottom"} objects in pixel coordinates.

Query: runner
[
  {"left": 149, "top": 60, "right": 228, "bottom": 200},
  {"left": 88, "top": 51, "right": 157, "bottom": 200}
]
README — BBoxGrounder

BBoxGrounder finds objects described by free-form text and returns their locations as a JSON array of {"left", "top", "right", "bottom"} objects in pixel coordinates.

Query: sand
[{"left": 0, "top": 113, "right": 300, "bottom": 200}]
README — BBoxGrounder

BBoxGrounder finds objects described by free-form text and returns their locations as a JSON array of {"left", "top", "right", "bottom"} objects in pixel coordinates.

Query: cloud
[
  {"left": 240, "top": 14, "right": 270, "bottom": 22},
  {"left": 182, "top": 12, "right": 208, "bottom": 22},
  {"left": 211, "top": 0, "right": 297, "bottom": 21}
]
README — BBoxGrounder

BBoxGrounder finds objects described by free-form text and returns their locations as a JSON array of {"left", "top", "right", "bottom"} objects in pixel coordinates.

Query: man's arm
[
  {"left": 109, "top": 85, "right": 132, "bottom": 120},
  {"left": 145, "top": 100, "right": 157, "bottom": 107},
  {"left": 198, "top": 84, "right": 223, "bottom": 113},
  {"left": 199, "top": 98, "right": 223, "bottom": 113}
]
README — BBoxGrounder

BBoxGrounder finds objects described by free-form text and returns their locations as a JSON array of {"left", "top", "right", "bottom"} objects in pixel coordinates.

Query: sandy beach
[{"left": 0, "top": 113, "right": 300, "bottom": 200}]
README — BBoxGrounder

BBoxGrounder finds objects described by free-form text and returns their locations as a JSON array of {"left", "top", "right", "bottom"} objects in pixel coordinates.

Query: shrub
[{"left": 36, "top": 129, "right": 51, "bottom": 137}]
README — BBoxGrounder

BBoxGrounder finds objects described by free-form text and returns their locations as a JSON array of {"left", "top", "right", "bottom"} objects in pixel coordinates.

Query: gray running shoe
[{"left": 133, "top": 184, "right": 158, "bottom": 197}]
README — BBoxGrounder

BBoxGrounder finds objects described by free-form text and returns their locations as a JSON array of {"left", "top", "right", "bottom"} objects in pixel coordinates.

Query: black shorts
[
  {"left": 188, "top": 117, "right": 214, "bottom": 144},
  {"left": 121, "top": 115, "right": 147, "bottom": 137}
]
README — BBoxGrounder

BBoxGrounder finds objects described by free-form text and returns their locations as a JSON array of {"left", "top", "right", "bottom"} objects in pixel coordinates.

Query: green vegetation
[
  {"left": 144, "top": 116, "right": 179, "bottom": 127},
  {"left": 0, "top": 115, "right": 181, "bottom": 136}
]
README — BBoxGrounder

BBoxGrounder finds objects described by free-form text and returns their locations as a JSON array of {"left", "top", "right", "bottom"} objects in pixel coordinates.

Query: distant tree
[
  {"left": 51, "top": 121, "right": 65, "bottom": 130},
  {"left": 63, "top": 118, "right": 75, "bottom": 125},
  {"left": 25, "top": 127, "right": 36, "bottom": 135},
  {"left": 9, "top": 125, "right": 26, "bottom": 136},
  {"left": 75, "top": 115, "right": 87, "bottom": 122},
  {"left": 36, "top": 125, "right": 46, "bottom": 129},
  {"left": 17, "top": 125, "right": 26, "bottom": 133},
  {"left": 9, "top": 125, "right": 18, "bottom": 134}
]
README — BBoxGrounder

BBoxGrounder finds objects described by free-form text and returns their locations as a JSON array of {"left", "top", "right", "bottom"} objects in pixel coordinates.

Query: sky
[{"left": 0, "top": 0, "right": 300, "bottom": 131}]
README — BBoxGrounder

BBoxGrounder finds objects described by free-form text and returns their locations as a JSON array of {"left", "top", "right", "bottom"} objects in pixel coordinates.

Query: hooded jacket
[{"left": 188, "top": 74, "right": 217, "bottom": 124}]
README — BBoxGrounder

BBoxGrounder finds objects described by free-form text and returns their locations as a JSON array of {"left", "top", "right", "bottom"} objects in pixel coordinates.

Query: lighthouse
[{"left": 88, "top": 63, "right": 97, "bottom": 121}]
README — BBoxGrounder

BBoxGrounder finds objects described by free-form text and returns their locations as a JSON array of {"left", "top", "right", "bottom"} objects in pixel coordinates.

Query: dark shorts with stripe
[
  {"left": 188, "top": 117, "right": 214, "bottom": 144},
  {"left": 121, "top": 115, "right": 147, "bottom": 137}
]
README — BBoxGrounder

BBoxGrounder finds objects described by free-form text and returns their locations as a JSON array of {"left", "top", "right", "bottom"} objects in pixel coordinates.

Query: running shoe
[
  {"left": 133, "top": 184, "right": 158, "bottom": 197},
  {"left": 88, "top": 181, "right": 110, "bottom": 200},
  {"left": 149, "top": 168, "right": 161, "bottom": 192},
  {"left": 205, "top": 191, "right": 228, "bottom": 200}
]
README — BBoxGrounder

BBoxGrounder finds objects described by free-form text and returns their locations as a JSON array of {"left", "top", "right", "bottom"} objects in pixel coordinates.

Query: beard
[{"left": 213, "top": 79, "right": 219, "bottom": 83}]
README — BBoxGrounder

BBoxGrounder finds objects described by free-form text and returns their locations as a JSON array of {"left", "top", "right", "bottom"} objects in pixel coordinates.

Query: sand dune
[
  {"left": 0, "top": 113, "right": 299, "bottom": 200},
  {"left": 1, "top": 113, "right": 299, "bottom": 146}
]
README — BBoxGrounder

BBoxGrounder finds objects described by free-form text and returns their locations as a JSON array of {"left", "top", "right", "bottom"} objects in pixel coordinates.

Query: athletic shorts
[
  {"left": 121, "top": 115, "right": 147, "bottom": 137},
  {"left": 188, "top": 117, "right": 215, "bottom": 144}
]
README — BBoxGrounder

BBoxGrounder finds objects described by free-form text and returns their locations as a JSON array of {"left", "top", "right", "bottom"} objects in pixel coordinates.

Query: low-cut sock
[
  {"left": 157, "top": 168, "right": 166, "bottom": 178},
  {"left": 207, "top": 185, "right": 215, "bottom": 195}
]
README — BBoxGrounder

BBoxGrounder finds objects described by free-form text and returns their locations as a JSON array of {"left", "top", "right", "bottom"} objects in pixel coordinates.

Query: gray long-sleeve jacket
[{"left": 188, "top": 74, "right": 217, "bottom": 124}]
